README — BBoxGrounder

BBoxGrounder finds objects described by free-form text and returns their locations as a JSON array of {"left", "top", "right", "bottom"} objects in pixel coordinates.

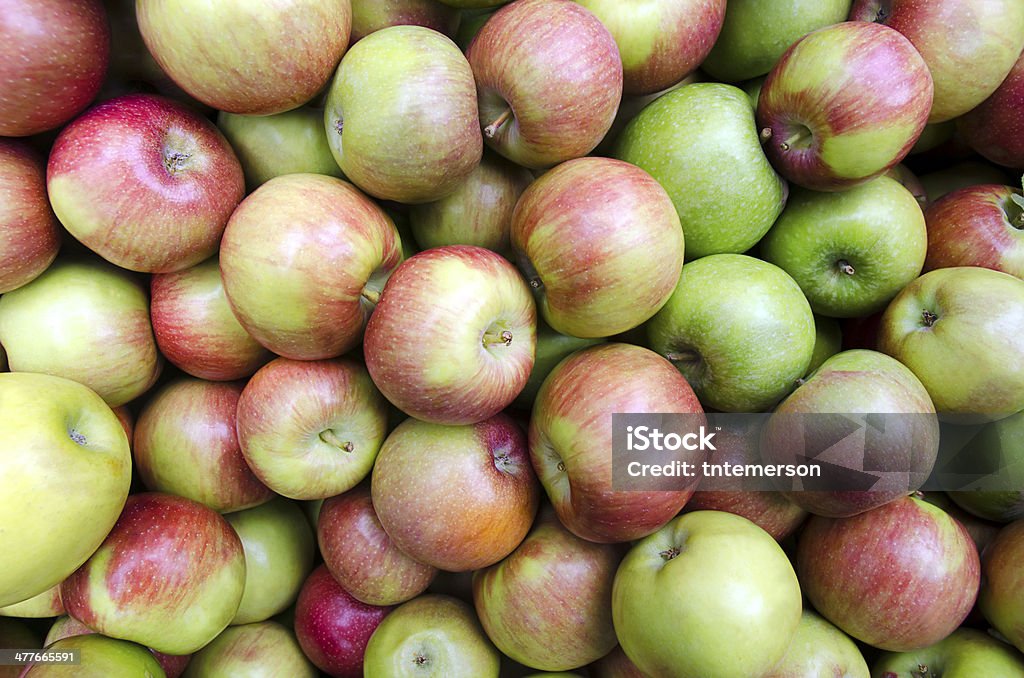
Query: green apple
[
  {"left": 0, "top": 584, "right": 62, "bottom": 618},
  {"left": 647, "top": 254, "right": 815, "bottom": 412},
  {"left": 947, "top": 410, "right": 1024, "bottom": 522},
  {"left": 761, "top": 176, "right": 928, "bottom": 317},
  {"left": 23, "top": 634, "right": 165, "bottom": 678},
  {"left": 363, "top": 594, "right": 500, "bottom": 677},
  {"left": 612, "top": 511, "right": 802, "bottom": 678},
  {"left": 615, "top": 83, "right": 787, "bottom": 258},
  {"left": 512, "top": 319, "right": 604, "bottom": 410},
  {"left": 183, "top": 621, "right": 316, "bottom": 678},
  {"left": 0, "top": 373, "right": 131, "bottom": 608},
  {"left": 765, "top": 610, "right": 869, "bottom": 678},
  {"left": 808, "top": 315, "right": 842, "bottom": 375},
  {"left": 872, "top": 627, "right": 1024, "bottom": 677}
]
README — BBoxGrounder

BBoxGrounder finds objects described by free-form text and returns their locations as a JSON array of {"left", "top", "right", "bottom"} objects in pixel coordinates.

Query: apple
[
  {"left": 226, "top": 499, "right": 316, "bottom": 625},
  {"left": 150, "top": 258, "right": 272, "bottom": 382},
  {"left": 294, "top": 565, "right": 393, "bottom": 678},
  {"left": 183, "top": 621, "right": 316, "bottom": 678},
  {"left": 351, "top": 0, "right": 460, "bottom": 42},
  {"left": 702, "top": 0, "right": 852, "bottom": 82},
  {"left": 886, "top": 163, "right": 928, "bottom": 206},
  {"left": 850, "top": 0, "right": 1024, "bottom": 123},
  {"left": 959, "top": 51, "right": 1024, "bottom": 169},
  {"left": 0, "top": 373, "right": 131, "bottom": 608},
  {"left": 530, "top": 343, "right": 704, "bottom": 543},
  {"left": 512, "top": 319, "right": 604, "bottom": 410},
  {"left": 364, "top": 245, "right": 535, "bottom": 425},
  {"left": 878, "top": 267, "right": 1024, "bottom": 420},
  {"left": 947, "top": 411, "right": 1024, "bottom": 523},
  {"left": 756, "top": 21, "right": 933, "bottom": 191},
  {"left": 47, "top": 93, "right": 245, "bottom": 274},
  {"left": 0, "top": 141, "right": 60, "bottom": 294},
  {"left": 923, "top": 183, "right": 1024, "bottom": 278},
  {"left": 808, "top": 314, "right": 843, "bottom": 375},
  {"left": 920, "top": 161, "right": 1015, "bottom": 205},
  {"left": 22, "top": 634, "right": 165, "bottom": 678},
  {"left": 466, "top": 0, "right": 622, "bottom": 169},
  {"left": 44, "top": 615, "right": 191, "bottom": 678},
  {"left": 593, "top": 74, "right": 696, "bottom": 156},
  {"left": 979, "top": 519, "right": 1024, "bottom": 653},
  {"left": 371, "top": 413, "right": 539, "bottom": 571},
  {"left": 454, "top": 8, "right": 497, "bottom": 50},
  {"left": 614, "top": 83, "right": 788, "bottom": 258},
  {"left": 0, "top": 585, "right": 63, "bottom": 618},
  {"left": 0, "top": 0, "right": 109, "bottom": 137},
  {"left": 60, "top": 493, "right": 246, "bottom": 655},
  {"left": 236, "top": 357, "right": 390, "bottom": 500},
  {"left": 363, "top": 594, "right": 500, "bottom": 677},
  {"left": 796, "top": 496, "right": 980, "bottom": 651},
  {"left": 760, "top": 175, "right": 928, "bottom": 317},
  {"left": 872, "top": 627, "right": 1024, "bottom": 677},
  {"left": 510, "top": 156, "right": 683, "bottom": 338},
  {"left": 136, "top": 0, "right": 351, "bottom": 115},
  {"left": 575, "top": 0, "right": 725, "bottom": 95},
  {"left": 324, "top": 25, "right": 482, "bottom": 204},
  {"left": 134, "top": 378, "right": 274, "bottom": 513},
  {"left": 318, "top": 484, "right": 437, "bottom": 606},
  {"left": 590, "top": 646, "right": 646, "bottom": 678},
  {"left": 219, "top": 173, "right": 403, "bottom": 360},
  {"left": 613, "top": 511, "right": 803, "bottom": 678},
  {"left": 440, "top": 0, "right": 509, "bottom": 7},
  {"left": 764, "top": 610, "right": 869, "bottom": 678}
]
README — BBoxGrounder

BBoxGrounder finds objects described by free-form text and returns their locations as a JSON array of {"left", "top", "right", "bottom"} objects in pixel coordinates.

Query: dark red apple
[{"left": 959, "top": 51, "right": 1024, "bottom": 169}]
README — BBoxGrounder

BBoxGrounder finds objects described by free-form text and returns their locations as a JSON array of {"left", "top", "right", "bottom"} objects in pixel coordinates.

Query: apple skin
[
  {"left": 472, "top": 507, "right": 622, "bottom": 671},
  {"left": 23, "top": 634, "right": 166, "bottom": 678},
  {"left": 873, "top": 627, "right": 1024, "bottom": 677},
  {"left": 590, "top": 646, "right": 646, "bottom": 678},
  {"left": 764, "top": 610, "right": 869, "bottom": 678},
  {"left": 0, "top": 585, "right": 63, "bottom": 618},
  {"left": 441, "top": 0, "right": 508, "bottom": 7},
  {"left": 850, "top": 0, "right": 1024, "bottom": 124},
  {"left": 510, "top": 156, "right": 683, "bottom": 338},
  {"left": 878, "top": 266, "right": 1024, "bottom": 420},
  {"left": 150, "top": 258, "right": 272, "bottom": 382},
  {"left": 219, "top": 173, "right": 403, "bottom": 360},
  {"left": 466, "top": 0, "right": 623, "bottom": 169},
  {"left": 0, "top": 0, "right": 109, "bottom": 137},
  {"left": 0, "top": 141, "right": 61, "bottom": 294},
  {"left": 613, "top": 511, "right": 803, "bottom": 678},
  {"left": 47, "top": 93, "right": 245, "bottom": 274},
  {"left": 796, "top": 496, "right": 980, "bottom": 652},
  {"left": 947, "top": 410, "right": 1024, "bottom": 523},
  {"left": 351, "top": 0, "right": 460, "bottom": 42},
  {"left": 363, "top": 594, "right": 500, "bottom": 678},
  {"left": 325, "top": 25, "right": 482, "bottom": 204},
  {"left": 294, "top": 565, "right": 394, "bottom": 678},
  {"left": 44, "top": 615, "right": 191, "bottom": 678},
  {"left": 886, "top": 163, "right": 928, "bottom": 206},
  {"left": 756, "top": 21, "right": 933, "bottom": 191},
  {"left": 318, "top": 484, "right": 437, "bottom": 606},
  {"left": 364, "top": 245, "right": 536, "bottom": 425},
  {"left": 959, "top": 52, "right": 1024, "bottom": 169},
  {"left": 530, "top": 343, "right": 704, "bottom": 544},
  {"left": 371, "top": 413, "right": 539, "bottom": 572},
  {"left": 134, "top": 378, "right": 274, "bottom": 513},
  {"left": 574, "top": 0, "right": 725, "bottom": 95},
  {"left": 512, "top": 319, "right": 604, "bottom": 410},
  {"left": 980, "top": 519, "right": 1024, "bottom": 653},
  {"left": 920, "top": 161, "right": 1015, "bottom": 205},
  {"left": 182, "top": 621, "right": 316, "bottom": 678},
  {"left": 61, "top": 493, "right": 246, "bottom": 655},
  {"left": 236, "top": 357, "right": 390, "bottom": 500},
  {"left": 136, "top": 0, "right": 351, "bottom": 115},
  {"left": 0, "top": 373, "right": 131, "bottom": 608},
  {"left": 923, "top": 184, "right": 1024, "bottom": 279},
  {"left": 761, "top": 176, "right": 928, "bottom": 317},
  {"left": 808, "top": 314, "right": 843, "bottom": 375}
]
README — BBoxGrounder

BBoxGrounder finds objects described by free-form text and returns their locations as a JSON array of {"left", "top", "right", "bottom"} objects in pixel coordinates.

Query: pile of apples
[{"left": 2, "top": 0, "right": 1024, "bottom": 676}]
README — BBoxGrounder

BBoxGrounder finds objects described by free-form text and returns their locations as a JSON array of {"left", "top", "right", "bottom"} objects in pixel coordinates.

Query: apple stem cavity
[
  {"left": 67, "top": 429, "right": 87, "bottom": 445},
  {"left": 660, "top": 546, "right": 681, "bottom": 561},
  {"left": 921, "top": 310, "right": 939, "bottom": 328},
  {"left": 361, "top": 287, "right": 381, "bottom": 306},
  {"left": 333, "top": 118, "right": 344, "bottom": 136},
  {"left": 779, "top": 126, "right": 812, "bottom": 152},
  {"left": 666, "top": 350, "right": 701, "bottom": 365},
  {"left": 483, "top": 329, "right": 514, "bottom": 347},
  {"left": 837, "top": 260, "right": 856, "bottom": 275},
  {"left": 1010, "top": 191, "right": 1024, "bottom": 229},
  {"left": 162, "top": 151, "right": 191, "bottom": 175},
  {"left": 319, "top": 429, "right": 354, "bottom": 453},
  {"left": 483, "top": 107, "right": 512, "bottom": 139}
]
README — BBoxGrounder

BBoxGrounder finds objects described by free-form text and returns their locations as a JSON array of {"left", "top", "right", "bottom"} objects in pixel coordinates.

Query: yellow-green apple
[
  {"left": 136, "top": 0, "right": 351, "bottom": 115},
  {"left": 878, "top": 267, "right": 1024, "bottom": 420},
  {"left": 472, "top": 507, "right": 621, "bottom": 671},
  {"left": 408, "top": 151, "right": 531, "bottom": 254},
  {"left": 765, "top": 610, "right": 869, "bottom": 678},
  {"left": 593, "top": 72, "right": 697, "bottom": 156},
  {"left": 648, "top": 254, "right": 815, "bottom": 412},
  {"left": 874, "top": 627, "right": 1024, "bottom": 677},
  {"left": 363, "top": 245, "right": 535, "bottom": 424},
  {"left": 24, "top": 635, "right": 165, "bottom": 678},
  {"left": 613, "top": 511, "right": 803, "bottom": 678},
  {"left": 0, "top": 373, "right": 131, "bottom": 607},
  {"left": 324, "top": 25, "right": 482, "bottom": 204},
  {"left": 808, "top": 314, "right": 843, "bottom": 375},
  {"left": 60, "top": 493, "right": 246, "bottom": 655},
  {"left": 134, "top": 378, "right": 274, "bottom": 513},
  {"left": 920, "top": 161, "right": 1015, "bottom": 205},
  {"left": 796, "top": 496, "right": 980, "bottom": 651},
  {"left": 363, "top": 594, "right": 499, "bottom": 678},
  {"left": 702, "top": 0, "right": 852, "bottom": 82},
  {"left": 294, "top": 565, "right": 393, "bottom": 678},
  {"left": 225, "top": 499, "right": 316, "bottom": 626},
  {"left": 150, "top": 258, "right": 272, "bottom": 382},
  {"left": 219, "top": 173, "right": 402, "bottom": 360},
  {"left": 959, "top": 52, "right": 1024, "bottom": 169},
  {"left": 46, "top": 94, "right": 245, "bottom": 274},
  {"left": 44, "top": 615, "right": 191, "bottom": 678},
  {"left": 318, "top": 484, "right": 437, "bottom": 606},
  {"left": 574, "top": 0, "right": 725, "bottom": 95},
  {"left": 183, "top": 621, "right": 316, "bottom": 678},
  {"left": 510, "top": 156, "right": 683, "bottom": 338},
  {"left": 530, "top": 343, "right": 704, "bottom": 543},
  {"left": 511, "top": 319, "right": 604, "bottom": 410},
  {"left": 217, "top": 107, "right": 344, "bottom": 191},
  {"left": 0, "top": 141, "right": 60, "bottom": 293},
  {"left": 756, "top": 21, "right": 933, "bottom": 191},
  {"left": 351, "top": 0, "right": 460, "bottom": 42},
  {"left": 947, "top": 410, "right": 1024, "bottom": 523},
  {"left": 761, "top": 176, "right": 928, "bottom": 317},
  {"left": 0, "top": 0, "right": 109, "bottom": 137},
  {"left": 465, "top": 0, "right": 622, "bottom": 169},
  {"left": 236, "top": 357, "right": 389, "bottom": 500},
  {"left": 849, "top": 0, "right": 1024, "bottom": 123},
  {"left": 371, "top": 414, "right": 539, "bottom": 571},
  {"left": 923, "top": 184, "right": 1024, "bottom": 278},
  {"left": 979, "top": 519, "right": 1024, "bottom": 652},
  {"left": 0, "top": 584, "right": 63, "bottom": 618},
  {"left": 615, "top": 83, "right": 788, "bottom": 258}
]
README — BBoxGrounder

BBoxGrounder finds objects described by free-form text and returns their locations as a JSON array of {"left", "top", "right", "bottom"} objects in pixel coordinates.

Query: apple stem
[
  {"left": 319, "top": 429, "right": 354, "bottom": 453},
  {"left": 759, "top": 127, "right": 773, "bottom": 144},
  {"left": 666, "top": 350, "right": 700, "bottom": 364},
  {"left": 837, "top": 260, "right": 855, "bottom": 275},
  {"left": 483, "top": 107, "right": 512, "bottom": 138},
  {"left": 660, "top": 546, "right": 680, "bottom": 561},
  {"left": 163, "top": 151, "right": 191, "bottom": 175},
  {"left": 361, "top": 288, "right": 381, "bottom": 305},
  {"left": 483, "top": 329, "right": 514, "bottom": 347}
]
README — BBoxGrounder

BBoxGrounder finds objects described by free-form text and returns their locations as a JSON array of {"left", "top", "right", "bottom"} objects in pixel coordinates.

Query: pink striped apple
[
  {"left": 923, "top": 184, "right": 1024, "bottom": 278},
  {"left": 0, "top": 141, "right": 60, "bottom": 294},
  {"left": 959, "top": 52, "right": 1024, "bottom": 169},
  {"left": 183, "top": 621, "right": 315, "bottom": 678}
]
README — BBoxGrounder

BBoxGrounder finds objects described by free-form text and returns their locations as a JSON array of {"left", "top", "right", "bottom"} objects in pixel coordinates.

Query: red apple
[
  {"left": 0, "top": 141, "right": 60, "bottom": 294},
  {"left": 924, "top": 184, "right": 1024, "bottom": 278},
  {"left": 959, "top": 51, "right": 1024, "bottom": 169}
]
